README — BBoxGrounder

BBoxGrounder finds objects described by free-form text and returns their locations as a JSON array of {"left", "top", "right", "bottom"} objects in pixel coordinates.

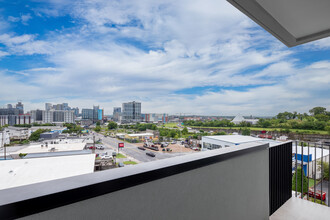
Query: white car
[{"left": 101, "top": 155, "right": 112, "bottom": 160}]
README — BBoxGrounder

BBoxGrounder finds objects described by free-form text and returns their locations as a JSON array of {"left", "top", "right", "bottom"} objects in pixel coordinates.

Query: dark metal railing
[
  {"left": 269, "top": 142, "right": 292, "bottom": 215},
  {"left": 293, "top": 141, "right": 330, "bottom": 207}
]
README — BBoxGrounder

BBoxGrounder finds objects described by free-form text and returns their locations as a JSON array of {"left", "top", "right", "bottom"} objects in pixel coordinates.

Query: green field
[
  {"left": 163, "top": 122, "right": 179, "bottom": 128},
  {"left": 116, "top": 153, "right": 126, "bottom": 159},
  {"left": 189, "top": 126, "right": 328, "bottom": 135},
  {"left": 123, "top": 161, "right": 137, "bottom": 165}
]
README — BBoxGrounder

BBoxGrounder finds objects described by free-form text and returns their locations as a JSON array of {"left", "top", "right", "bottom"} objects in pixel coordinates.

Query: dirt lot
[{"left": 134, "top": 143, "right": 195, "bottom": 153}]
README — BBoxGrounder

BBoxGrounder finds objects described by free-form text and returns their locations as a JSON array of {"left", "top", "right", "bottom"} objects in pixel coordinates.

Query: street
[{"left": 93, "top": 132, "right": 188, "bottom": 163}]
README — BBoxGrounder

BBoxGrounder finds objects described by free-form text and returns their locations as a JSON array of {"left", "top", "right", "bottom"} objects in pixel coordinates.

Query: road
[{"left": 93, "top": 132, "right": 187, "bottom": 163}]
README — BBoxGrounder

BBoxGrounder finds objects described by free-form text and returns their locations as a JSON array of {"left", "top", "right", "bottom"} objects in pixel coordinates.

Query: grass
[
  {"left": 163, "top": 122, "right": 179, "bottom": 128},
  {"left": 308, "top": 197, "right": 326, "bottom": 205},
  {"left": 189, "top": 126, "right": 328, "bottom": 135},
  {"left": 123, "top": 161, "right": 137, "bottom": 165},
  {"left": 116, "top": 153, "right": 126, "bottom": 159}
]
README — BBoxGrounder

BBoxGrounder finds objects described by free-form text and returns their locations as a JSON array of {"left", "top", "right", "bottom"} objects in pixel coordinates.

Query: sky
[{"left": 0, "top": 0, "right": 329, "bottom": 116}]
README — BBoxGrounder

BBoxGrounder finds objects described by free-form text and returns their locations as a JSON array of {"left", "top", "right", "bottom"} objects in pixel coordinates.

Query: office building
[
  {"left": 93, "top": 106, "right": 99, "bottom": 122},
  {"left": 122, "top": 101, "right": 141, "bottom": 123},
  {"left": 16, "top": 102, "right": 24, "bottom": 113},
  {"left": 98, "top": 109, "right": 103, "bottom": 121},
  {"left": 72, "top": 107, "right": 79, "bottom": 117},
  {"left": 30, "top": 110, "right": 43, "bottom": 122},
  {"left": 113, "top": 107, "right": 121, "bottom": 122},
  {"left": 45, "top": 103, "right": 52, "bottom": 111},
  {"left": 0, "top": 115, "right": 33, "bottom": 127},
  {"left": 82, "top": 109, "right": 94, "bottom": 120}
]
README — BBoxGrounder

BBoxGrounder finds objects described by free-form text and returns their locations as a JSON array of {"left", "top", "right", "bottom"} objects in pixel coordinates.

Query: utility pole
[{"left": 93, "top": 135, "right": 95, "bottom": 154}]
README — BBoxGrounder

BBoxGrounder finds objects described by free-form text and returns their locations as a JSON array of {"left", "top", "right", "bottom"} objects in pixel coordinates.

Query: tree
[
  {"left": 241, "top": 128, "right": 250, "bottom": 136},
  {"left": 182, "top": 127, "right": 188, "bottom": 135},
  {"left": 292, "top": 167, "right": 308, "bottom": 194},
  {"left": 108, "top": 121, "right": 118, "bottom": 130},
  {"left": 94, "top": 126, "right": 101, "bottom": 132},
  {"left": 29, "top": 129, "right": 50, "bottom": 141},
  {"left": 326, "top": 126, "right": 330, "bottom": 135},
  {"left": 309, "top": 107, "right": 327, "bottom": 116},
  {"left": 96, "top": 121, "right": 101, "bottom": 126},
  {"left": 317, "top": 161, "right": 329, "bottom": 180}
]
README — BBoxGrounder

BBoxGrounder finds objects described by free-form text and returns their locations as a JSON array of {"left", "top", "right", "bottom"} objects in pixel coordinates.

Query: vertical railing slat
[
  {"left": 295, "top": 141, "right": 298, "bottom": 197},
  {"left": 314, "top": 143, "right": 317, "bottom": 202}
]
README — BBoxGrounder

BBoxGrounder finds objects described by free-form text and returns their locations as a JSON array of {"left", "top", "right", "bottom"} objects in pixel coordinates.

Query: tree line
[{"left": 184, "top": 107, "right": 330, "bottom": 133}]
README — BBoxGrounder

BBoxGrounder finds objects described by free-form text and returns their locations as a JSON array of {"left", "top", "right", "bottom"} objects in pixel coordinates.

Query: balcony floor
[{"left": 270, "top": 196, "right": 330, "bottom": 220}]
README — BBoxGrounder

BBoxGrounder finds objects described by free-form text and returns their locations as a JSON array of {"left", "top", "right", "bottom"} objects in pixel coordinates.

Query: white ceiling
[{"left": 256, "top": 0, "right": 330, "bottom": 38}]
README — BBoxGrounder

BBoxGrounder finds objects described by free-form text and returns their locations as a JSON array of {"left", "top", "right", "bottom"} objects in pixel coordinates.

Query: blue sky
[{"left": 0, "top": 0, "right": 329, "bottom": 115}]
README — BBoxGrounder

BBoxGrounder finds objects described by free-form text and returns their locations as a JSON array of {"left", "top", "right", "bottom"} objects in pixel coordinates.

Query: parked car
[
  {"left": 89, "top": 146, "right": 96, "bottom": 150},
  {"left": 101, "top": 155, "right": 112, "bottom": 160},
  {"left": 138, "top": 146, "right": 146, "bottom": 151},
  {"left": 118, "top": 162, "right": 125, "bottom": 167},
  {"left": 171, "top": 141, "right": 176, "bottom": 144},
  {"left": 146, "top": 152, "right": 156, "bottom": 157},
  {"left": 96, "top": 146, "right": 104, "bottom": 150}
]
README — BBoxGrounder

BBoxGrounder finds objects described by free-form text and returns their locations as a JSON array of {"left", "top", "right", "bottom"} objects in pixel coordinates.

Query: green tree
[
  {"left": 309, "top": 107, "right": 327, "bottom": 116},
  {"left": 96, "top": 121, "right": 101, "bottom": 126},
  {"left": 292, "top": 167, "right": 308, "bottom": 194},
  {"left": 317, "top": 161, "right": 329, "bottom": 180},
  {"left": 241, "top": 128, "right": 250, "bottom": 136},
  {"left": 182, "top": 127, "right": 188, "bottom": 135},
  {"left": 29, "top": 129, "right": 50, "bottom": 141},
  {"left": 326, "top": 126, "right": 330, "bottom": 135},
  {"left": 108, "top": 121, "right": 118, "bottom": 130},
  {"left": 94, "top": 126, "right": 101, "bottom": 132}
]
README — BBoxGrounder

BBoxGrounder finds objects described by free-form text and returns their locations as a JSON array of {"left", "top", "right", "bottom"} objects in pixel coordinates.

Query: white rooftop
[
  {"left": 0, "top": 154, "right": 95, "bottom": 190},
  {"left": 128, "top": 133, "right": 154, "bottom": 137},
  {"left": 202, "top": 135, "right": 282, "bottom": 147},
  {"left": 13, "top": 143, "right": 86, "bottom": 154},
  {"left": 232, "top": 115, "right": 245, "bottom": 123},
  {"left": 203, "top": 135, "right": 262, "bottom": 144}
]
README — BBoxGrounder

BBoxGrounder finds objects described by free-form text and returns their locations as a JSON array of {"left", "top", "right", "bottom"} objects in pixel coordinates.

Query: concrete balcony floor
[{"left": 270, "top": 196, "right": 330, "bottom": 220}]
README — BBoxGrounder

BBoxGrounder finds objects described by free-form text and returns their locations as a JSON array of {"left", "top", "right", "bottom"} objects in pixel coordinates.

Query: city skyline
[{"left": 0, "top": 1, "right": 329, "bottom": 116}]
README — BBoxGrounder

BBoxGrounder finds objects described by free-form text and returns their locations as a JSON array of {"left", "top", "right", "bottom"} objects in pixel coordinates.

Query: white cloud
[{"left": 0, "top": 0, "right": 329, "bottom": 115}]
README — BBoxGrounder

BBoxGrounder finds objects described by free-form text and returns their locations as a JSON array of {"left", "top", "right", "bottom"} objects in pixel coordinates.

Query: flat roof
[
  {"left": 203, "top": 135, "right": 263, "bottom": 144},
  {"left": 0, "top": 154, "right": 95, "bottom": 190},
  {"left": 13, "top": 143, "right": 86, "bottom": 154},
  {"left": 202, "top": 135, "right": 282, "bottom": 147},
  {"left": 127, "top": 133, "right": 154, "bottom": 137},
  {"left": 227, "top": 0, "right": 330, "bottom": 47}
]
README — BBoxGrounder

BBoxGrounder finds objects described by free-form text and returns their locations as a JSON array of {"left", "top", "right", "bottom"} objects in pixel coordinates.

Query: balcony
[{"left": 0, "top": 140, "right": 329, "bottom": 219}]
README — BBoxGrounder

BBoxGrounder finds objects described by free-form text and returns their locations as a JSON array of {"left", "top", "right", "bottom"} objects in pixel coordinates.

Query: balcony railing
[
  {"left": 292, "top": 141, "right": 330, "bottom": 206},
  {"left": 0, "top": 141, "right": 297, "bottom": 219}
]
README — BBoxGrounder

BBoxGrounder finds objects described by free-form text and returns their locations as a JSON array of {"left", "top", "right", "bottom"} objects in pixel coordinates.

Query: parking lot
[{"left": 134, "top": 142, "right": 196, "bottom": 153}]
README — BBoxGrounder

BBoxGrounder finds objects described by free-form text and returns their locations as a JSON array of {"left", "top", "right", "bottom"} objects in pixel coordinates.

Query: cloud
[{"left": 0, "top": 0, "right": 329, "bottom": 115}]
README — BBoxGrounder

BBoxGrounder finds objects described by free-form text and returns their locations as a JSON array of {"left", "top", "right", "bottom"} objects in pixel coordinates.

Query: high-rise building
[
  {"left": 41, "top": 110, "right": 74, "bottom": 124},
  {"left": 16, "top": 102, "right": 24, "bottom": 114},
  {"left": 30, "top": 110, "right": 43, "bottom": 122},
  {"left": 93, "top": 106, "right": 99, "bottom": 122},
  {"left": 113, "top": 107, "right": 121, "bottom": 122},
  {"left": 122, "top": 101, "right": 141, "bottom": 123},
  {"left": 73, "top": 107, "right": 79, "bottom": 117},
  {"left": 45, "top": 103, "right": 52, "bottom": 111},
  {"left": 82, "top": 109, "right": 94, "bottom": 120}
]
